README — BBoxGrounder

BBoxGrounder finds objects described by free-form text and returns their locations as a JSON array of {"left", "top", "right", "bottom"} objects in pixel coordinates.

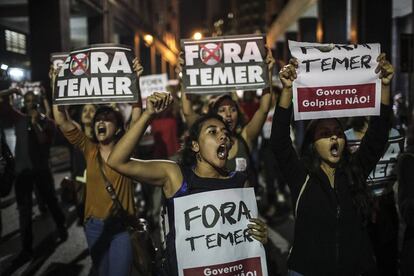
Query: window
[{"left": 5, "top": 29, "right": 26, "bottom": 54}]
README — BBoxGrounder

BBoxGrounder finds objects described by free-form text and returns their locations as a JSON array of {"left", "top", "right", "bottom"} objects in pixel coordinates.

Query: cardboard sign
[
  {"left": 139, "top": 73, "right": 168, "bottom": 107},
  {"left": 174, "top": 188, "right": 268, "bottom": 276},
  {"left": 53, "top": 44, "right": 139, "bottom": 105},
  {"left": 181, "top": 34, "right": 269, "bottom": 94},
  {"left": 50, "top": 52, "right": 69, "bottom": 70},
  {"left": 289, "top": 41, "right": 381, "bottom": 120}
]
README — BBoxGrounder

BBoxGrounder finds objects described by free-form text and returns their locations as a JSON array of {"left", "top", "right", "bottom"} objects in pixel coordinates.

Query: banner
[
  {"left": 181, "top": 34, "right": 269, "bottom": 94},
  {"left": 139, "top": 73, "right": 168, "bottom": 107},
  {"left": 289, "top": 41, "right": 381, "bottom": 120},
  {"left": 50, "top": 52, "right": 69, "bottom": 70},
  {"left": 174, "top": 188, "right": 268, "bottom": 276},
  {"left": 53, "top": 44, "right": 139, "bottom": 105}
]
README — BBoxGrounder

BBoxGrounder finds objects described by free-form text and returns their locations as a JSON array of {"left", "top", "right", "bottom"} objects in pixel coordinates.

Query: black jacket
[{"left": 270, "top": 105, "right": 391, "bottom": 276}]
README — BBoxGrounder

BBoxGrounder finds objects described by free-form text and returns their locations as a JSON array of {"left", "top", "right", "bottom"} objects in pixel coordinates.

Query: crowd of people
[{"left": 0, "top": 45, "right": 414, "bottom": 276}]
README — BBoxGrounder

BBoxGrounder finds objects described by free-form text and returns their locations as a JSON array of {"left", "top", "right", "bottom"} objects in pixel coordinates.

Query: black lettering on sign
[
  {"left": 184, "top": 206, "right": 201, "bottom": 231},
  {"left": 202, "top": 204, "right": 220, "bottom": 228},
  {"left": 220, "top": 202, "right": 237, "bottom": 225},
  {"left": 185, "top": 235, "right": 204, "bottom": 251}
]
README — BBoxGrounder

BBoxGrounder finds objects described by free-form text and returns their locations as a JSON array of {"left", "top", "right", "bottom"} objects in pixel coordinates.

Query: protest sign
[
  {"left": 347, "top": 129, "right": 404, "bottom": 195},
  {"left": 288, "top": 41, "right": 381, "bottom": 120},
  {"left": 174, "top": 188, "right": 268, "bottom": 276},
  {"left": 139, "top": 73, "right": 168, "bottom": 107},
  {"left": 10, "top": 81, "right": 42, "bottom": 95},
  {"left": 181, "top": 34, "right": 269, "bottom": 94},
  {"left": 53, "top": 44, "right": 139, "bottom": 105},
  {"left": 50, "top": 52, "right": 68, "bottom": 70}
]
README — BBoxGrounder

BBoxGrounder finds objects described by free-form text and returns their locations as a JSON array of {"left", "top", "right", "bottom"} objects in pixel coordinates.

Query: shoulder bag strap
[
  {"left": 295, "top": 175, "right": 310, "bottom": 218},
  {"left": 97, "top": 152, "right": 128, "bottom": 217}
]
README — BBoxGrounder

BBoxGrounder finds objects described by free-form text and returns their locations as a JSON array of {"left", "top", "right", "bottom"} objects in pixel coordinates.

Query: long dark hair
[
  {"left": 179, "top": 113, "right": 228, "bottom": 167},
  {"left": 301, "top": 118, "right": 371, "bottom": 224},
  {"left": 91, "top": 105, "right": 125, "bottom": 144}
]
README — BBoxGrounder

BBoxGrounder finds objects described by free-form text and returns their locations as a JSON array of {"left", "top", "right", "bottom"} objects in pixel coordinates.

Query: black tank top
[{"left": 161, "top": 166, "right": 247, "bottom": 276}]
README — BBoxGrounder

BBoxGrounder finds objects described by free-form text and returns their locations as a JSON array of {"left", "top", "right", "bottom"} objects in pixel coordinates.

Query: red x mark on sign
[
  {"left": 71, "top": 53, "right": 89, "bottom": 74},
  {"left": 200, "top": 43, "right": 222, "bottom": 63}
]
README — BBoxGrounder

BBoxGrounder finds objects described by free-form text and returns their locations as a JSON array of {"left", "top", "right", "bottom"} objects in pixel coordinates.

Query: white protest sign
[
  {"left": 289, "top": 41, "right": 381, "bottom": 120},
  {"left": 181, "top": 34, "right": 269, "bottom": 94},
  {"left": 174, "top": 188, "right": 268, "bottom": 276},
  {"left": 139, "top": 73, "right": 168, "bottom": 107},
  {"left": 54, "top": 44, "right": 139, "bottom": 105}
]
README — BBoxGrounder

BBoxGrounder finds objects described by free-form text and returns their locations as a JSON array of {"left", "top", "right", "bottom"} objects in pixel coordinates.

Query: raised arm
[
  {"left": 178, "top": 52, "right": 200, "bottom": 127},
  {"left": 50, "top": 66, "right": 76, "bottom": 133},
  {"left": 270, "top": 59, "right": 307, "bottom": 200},
  {"left": 242, "top": 47, "right": 275, "bottom": 146},
  {"left": 353, "top": 53, "right": 393, "bottom": 177},
  {"left": 0, "top": 88, "right": 24, "bottom": 124},
  {"left": 129, "top": 58, "right": 143, "bottom": 127},
  {"left": 107, "top": 92, "right": 182, "bottom": 196}
]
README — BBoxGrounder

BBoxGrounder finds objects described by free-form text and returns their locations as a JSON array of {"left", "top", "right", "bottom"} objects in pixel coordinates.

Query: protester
[
  {"left": 271, "top": 53, "right": 394, "bottom": 275},
  {"left": 398, "top": 119, "right": 414, "bottom": 276},
  {"left": 345, "top": 117, "right": 403, "bottom": 276},
  {"left": 51, "top": 59, "right": 142, "bottom": 276},
  {"left": 107, "top": 92, "right": 268, "bottom": 276},
  {"left": 259, "top": 85, "right": 289, "bottom": 217},
  {"left": 71, "top": 104, "right": 97, "bottom": 225},
  {"left": 180, "top": 49, "right": 275, "bottom": 182},
  {"left": 0, "top": 88, "right": 67, "bottom": 262}
]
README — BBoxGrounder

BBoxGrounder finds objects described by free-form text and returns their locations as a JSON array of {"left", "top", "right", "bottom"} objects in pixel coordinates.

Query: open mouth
[
  {"left": 217, "top": 144, "right": 229, "bottom": 160},
  {"left": 97, "top": 126, "right": 107, "bottom": 135},
  {"left": 330, "top": 142, "right": 339, "bottom": 157}
]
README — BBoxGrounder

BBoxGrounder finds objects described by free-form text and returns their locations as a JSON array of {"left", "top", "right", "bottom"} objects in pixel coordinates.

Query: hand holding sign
[
  {"left": 146, "top": 92, "right": 173, "bottom": 115},
  {"left": 133, "top": 58, "right": 144, "bottom": 78},
  {"left": 265, "top": 46, "right": 275, "bottom": 74},
  {"left": 176, "top": 52, "right": 184, "bottom": 79},
  {"left": 279, "top": 59, "right": 298, "bottom": 89},
  {"left": 376, "top": 53, "right": 394, "bottom": 86},
  {"left": 247, "top": 218, "right": 268, "bottom": 244}
]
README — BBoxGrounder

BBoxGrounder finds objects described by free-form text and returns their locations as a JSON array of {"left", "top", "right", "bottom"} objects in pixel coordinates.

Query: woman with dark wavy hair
[
  {"left": 108, "top": 92, "right": 268, "bottom": 276},
  {"left": 52, "top": 59, "right": 143, "bottom": 276},
  {"left": 271, "top": 53, "right": 394, "bottom": 276}
]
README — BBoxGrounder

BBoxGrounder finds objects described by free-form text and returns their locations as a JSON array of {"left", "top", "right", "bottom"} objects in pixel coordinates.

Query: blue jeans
[{"left": 84, "top": 217, "right": 132, "bottom": 276}]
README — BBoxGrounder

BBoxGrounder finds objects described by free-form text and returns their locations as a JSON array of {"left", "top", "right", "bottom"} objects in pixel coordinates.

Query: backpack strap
[{"left": 295, "top": 175, "right": 310, "bottom": 218}]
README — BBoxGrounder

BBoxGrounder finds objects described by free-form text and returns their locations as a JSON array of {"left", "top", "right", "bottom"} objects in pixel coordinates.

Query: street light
[
  {"left": 193, "top": 32, "right": 203, "bottom": 40},
  {"left": 143, "top": 34, "right": 154, "bottom": 46},
  {"left": 9, "top": 67, "right": 25, "bottom": 81}
]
